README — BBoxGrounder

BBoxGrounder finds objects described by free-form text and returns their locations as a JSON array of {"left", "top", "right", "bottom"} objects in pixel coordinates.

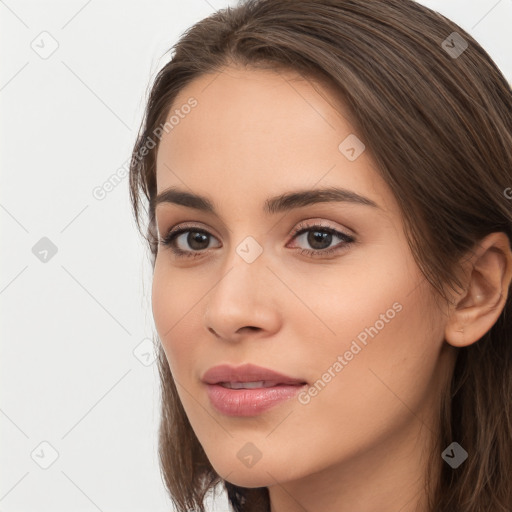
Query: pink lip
[
  {"left": 201, "top": 363, "right": 307, "bottom": 417},
  {"left": 201, "top": 363, "right": 306, "bottom": 385}
]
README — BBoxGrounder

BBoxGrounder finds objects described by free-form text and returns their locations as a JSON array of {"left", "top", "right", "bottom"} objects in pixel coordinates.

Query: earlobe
[{"left": 444, "top": 232, "right": 512, "bottom": 348}]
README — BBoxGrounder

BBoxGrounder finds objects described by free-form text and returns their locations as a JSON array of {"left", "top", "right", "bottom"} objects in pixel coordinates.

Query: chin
[
  {"left": 206, "top": 453, "right": 287, "bottom": 488},
  {"left": 222, "top": 470, "right": 275, "bottom": 489}
]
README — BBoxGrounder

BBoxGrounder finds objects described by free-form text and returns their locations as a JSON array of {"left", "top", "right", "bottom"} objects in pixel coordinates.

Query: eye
[
  {"left": 158, "top": 222, "right": 221, "bottom": 259},
  {"left": 287, "top": 221, "right": 355, "bottom": 258},
  {"left": 158, "top": 220, "right": 356, "bottom": 259}
]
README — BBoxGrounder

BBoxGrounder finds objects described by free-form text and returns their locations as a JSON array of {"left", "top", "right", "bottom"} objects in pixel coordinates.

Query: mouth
[
  {"left": 201, "top": 364, "right": 308, "bottom": 417},
  {"left": 204, "top": 382, "right": 308, "bottom": 417},
  {"left": 216, "top": 380, "right": 306, "bottom": 389},
  {"left": 201, "top": 363, "right": 307, "bottom": 387}
]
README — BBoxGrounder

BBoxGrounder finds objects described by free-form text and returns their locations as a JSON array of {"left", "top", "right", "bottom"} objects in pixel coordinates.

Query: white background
[{"left": 1, "top": 1, "right": 511, "bottom": 511}]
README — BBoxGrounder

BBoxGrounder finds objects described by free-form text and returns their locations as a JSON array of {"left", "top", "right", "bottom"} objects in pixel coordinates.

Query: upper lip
[{"left": 201, "top": 363, "right": 307, "bottom": 385}]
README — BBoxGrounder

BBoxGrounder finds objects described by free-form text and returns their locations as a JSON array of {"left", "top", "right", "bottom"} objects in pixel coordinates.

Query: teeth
[{"left": 219, "top": 381, "right": 279, "bottom": 389}]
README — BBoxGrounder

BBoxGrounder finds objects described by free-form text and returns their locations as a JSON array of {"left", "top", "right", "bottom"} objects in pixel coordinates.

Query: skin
[{"left": 151, "top": 65, "right": 512, "bottom": 512}]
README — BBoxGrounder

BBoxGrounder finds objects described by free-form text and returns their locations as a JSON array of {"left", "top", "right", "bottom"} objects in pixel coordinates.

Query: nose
[{"left": 203, "top": 253, "right": 281, "bottom": 343}]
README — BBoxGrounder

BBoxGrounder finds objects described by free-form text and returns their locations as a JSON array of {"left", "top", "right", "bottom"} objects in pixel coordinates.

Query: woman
[{"left": 129, "top": 1, "right": 512, "bottom": 510}]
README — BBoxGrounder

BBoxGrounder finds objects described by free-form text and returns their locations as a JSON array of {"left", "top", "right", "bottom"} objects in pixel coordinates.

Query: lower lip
[{"left": 205, "top": 383, "right": 306, "bottom": 416}]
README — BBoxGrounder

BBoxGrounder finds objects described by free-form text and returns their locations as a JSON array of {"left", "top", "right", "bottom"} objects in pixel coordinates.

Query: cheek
[
  {"left": 295, "top": 271, "right": 443, "bottom": 428},
  {"left": 282, "top": 242, "right": 420, "bottom": 349},
  {"left": 287, "top": 246, "right": 442, "bottom": 409},
  {"left": 151, "top": 259, "right": 211, "bottom": 379}
]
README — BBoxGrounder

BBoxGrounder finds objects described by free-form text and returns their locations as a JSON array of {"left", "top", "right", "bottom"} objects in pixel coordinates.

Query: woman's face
[{"left": 152, "top": 65, "right": 456, "bottom": 498}]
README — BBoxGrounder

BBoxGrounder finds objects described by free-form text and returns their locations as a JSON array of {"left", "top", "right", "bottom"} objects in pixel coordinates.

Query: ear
[{"left": 444, "top": 232, "right": 512, "bottom": 348}]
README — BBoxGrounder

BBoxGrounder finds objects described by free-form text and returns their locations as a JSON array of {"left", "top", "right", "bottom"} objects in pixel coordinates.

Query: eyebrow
[{"left": 152, "top": 186, "right": 380, "bottom": 215}]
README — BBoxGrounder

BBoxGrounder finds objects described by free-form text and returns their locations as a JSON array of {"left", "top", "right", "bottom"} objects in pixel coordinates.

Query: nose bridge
[
  {"left": 213, "top": 234, "right": 268, "bottom": 305},
  {"left": 203, "top": 233, "right": 277, "bottom": 337}
]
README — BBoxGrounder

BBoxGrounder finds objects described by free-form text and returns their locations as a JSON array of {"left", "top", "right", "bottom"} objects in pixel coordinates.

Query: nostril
[{"left": 235, "top": 326, "right": 260, "bottom": 335}]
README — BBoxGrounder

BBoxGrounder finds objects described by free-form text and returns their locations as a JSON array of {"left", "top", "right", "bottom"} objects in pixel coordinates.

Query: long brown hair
[{"left": 128, "top": 1, "right": 512, "bottom": 510}]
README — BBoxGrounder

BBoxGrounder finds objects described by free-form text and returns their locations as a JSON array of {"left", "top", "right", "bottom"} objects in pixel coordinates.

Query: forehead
[
  {"left": 159, "top": 65, "right": 351, "bottom": 150},
  {"left": 155, "top": 65, "right": 395, "bottom": 215}
]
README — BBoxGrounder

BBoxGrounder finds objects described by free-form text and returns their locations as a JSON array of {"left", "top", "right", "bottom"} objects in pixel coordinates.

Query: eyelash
[{"left": 158, "top": 221, "right": 356, "bottom": 259}]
